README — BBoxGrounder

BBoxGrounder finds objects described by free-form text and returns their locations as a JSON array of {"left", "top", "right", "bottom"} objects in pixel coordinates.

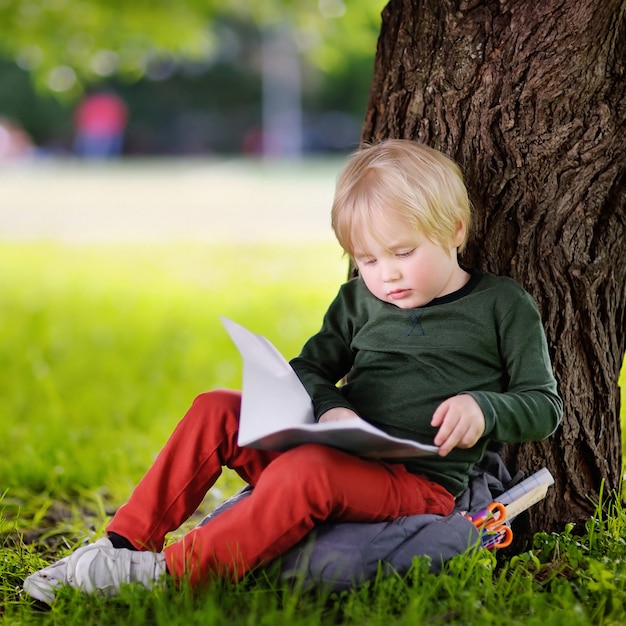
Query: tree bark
[{"left": 361, "top": 0, "right": 626, "bottom": 534}]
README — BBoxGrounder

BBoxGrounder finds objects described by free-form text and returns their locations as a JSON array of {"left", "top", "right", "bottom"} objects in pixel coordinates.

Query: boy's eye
[
  {"left": 396, "top": 248, "right": 416, "bottom": 258},
  {"left": 355, "top": 255, "right": 376, "bottom": 266}
]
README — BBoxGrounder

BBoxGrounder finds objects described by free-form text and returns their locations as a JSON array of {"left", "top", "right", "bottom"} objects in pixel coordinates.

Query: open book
[{"left": 222, "top": 317, "right": 438, "bottom": 459}]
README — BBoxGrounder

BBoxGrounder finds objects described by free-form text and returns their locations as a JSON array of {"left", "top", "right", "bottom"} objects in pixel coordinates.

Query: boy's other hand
[
  {"left": 319, "top": 407, "right": 361, "bottom": 423},
  {"left": 431, "top": 394, "right": 485, "bottom": 457}
]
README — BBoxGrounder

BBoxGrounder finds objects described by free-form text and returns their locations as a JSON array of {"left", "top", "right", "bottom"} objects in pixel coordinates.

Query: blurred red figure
[{"left": 74, "top": 91, "right": 128, "bottom": 158}]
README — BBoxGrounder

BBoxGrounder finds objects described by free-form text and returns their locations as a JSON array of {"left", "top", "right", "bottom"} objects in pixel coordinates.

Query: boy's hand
[
  {"left": 319, "top": 407, "right": 361, "bottom": 422},
  {"left": 431, "top": 394, "right": 485, "bottom": 457}
]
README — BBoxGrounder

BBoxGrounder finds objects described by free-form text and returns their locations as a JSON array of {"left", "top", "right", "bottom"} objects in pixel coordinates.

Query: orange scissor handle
[
  {"left": 465, "top": 502, "right": 513, "bottom": 549},
  {"left": 469, "top": 502, "right": 507, "bottom": 530},
  {"left": 491, "top": 524, "right": 513, "bottom": 549}
]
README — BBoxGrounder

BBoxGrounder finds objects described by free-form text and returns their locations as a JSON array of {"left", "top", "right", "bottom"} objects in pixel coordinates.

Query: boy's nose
[{"left": 381, "top": 261, "right": 401, "bottom": 282}]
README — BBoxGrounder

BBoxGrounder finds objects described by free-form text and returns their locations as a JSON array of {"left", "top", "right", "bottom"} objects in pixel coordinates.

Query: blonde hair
[{"left": 331, "top": 139, "right": 471, "bottom": 256}]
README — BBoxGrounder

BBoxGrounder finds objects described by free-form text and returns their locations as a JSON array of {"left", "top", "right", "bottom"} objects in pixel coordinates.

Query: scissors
[{"left": 464, "top": 502, "right": 513, "bottom": 550}]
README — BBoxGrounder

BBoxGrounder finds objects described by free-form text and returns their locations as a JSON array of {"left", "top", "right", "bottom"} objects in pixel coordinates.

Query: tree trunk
[{"left": 361, "top": 0, "right": 626, "bottom": 534}]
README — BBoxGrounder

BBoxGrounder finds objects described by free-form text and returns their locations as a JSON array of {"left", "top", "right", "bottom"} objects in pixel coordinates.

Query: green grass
[
  {"left": 1, "top": 240, "right": 347, "bottom": 500},
  {"left": 1, "top": 241, "right": 626, "bottom": 625}
]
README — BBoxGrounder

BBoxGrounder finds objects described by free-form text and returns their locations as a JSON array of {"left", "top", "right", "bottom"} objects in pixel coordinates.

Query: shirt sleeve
[
  {"left": 466, "top": 290, "right": 563, "bottom": 442},
  {"left": 289, "top": 285, "right": 360, "bottom": 420}
]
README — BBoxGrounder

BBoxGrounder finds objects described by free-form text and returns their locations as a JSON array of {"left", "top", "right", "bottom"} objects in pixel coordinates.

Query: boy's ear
[{"left": 451, "top": 221, "right": 467, "bottom": 248}]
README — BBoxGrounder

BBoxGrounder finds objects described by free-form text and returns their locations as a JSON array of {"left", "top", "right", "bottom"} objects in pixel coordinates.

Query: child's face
[{"left": 353, "top": 219, "right": 467, "bottom": 309}]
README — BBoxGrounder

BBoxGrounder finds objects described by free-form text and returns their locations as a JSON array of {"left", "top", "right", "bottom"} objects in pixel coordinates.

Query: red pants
[{"left": 106, "top": 390, "right": 454, "bottom": 586}]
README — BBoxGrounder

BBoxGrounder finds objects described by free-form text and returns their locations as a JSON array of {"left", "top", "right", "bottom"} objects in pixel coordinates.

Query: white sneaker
[
  {"left": 23, "top": 537, "right": 113, "bottom": 605},
  {"left": 66, "top": 544, "right": 167, "bottom": 597}
]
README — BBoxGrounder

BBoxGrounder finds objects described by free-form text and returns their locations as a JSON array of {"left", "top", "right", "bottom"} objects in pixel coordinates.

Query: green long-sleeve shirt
[{"left": 290, "top": 271, "right": 562, "bottom": 496}]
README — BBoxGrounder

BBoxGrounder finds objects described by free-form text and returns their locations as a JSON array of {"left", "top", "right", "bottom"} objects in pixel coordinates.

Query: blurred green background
[
  {"left": 0, "top": 158, "right": 350, "bottom": 541},
  {"left": 0, "top": 1, "right": 385, "bottom": 157}
]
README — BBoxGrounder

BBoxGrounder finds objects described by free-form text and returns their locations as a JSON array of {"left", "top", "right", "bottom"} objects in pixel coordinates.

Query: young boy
[{"left": 24, "top": 139, "right": 562, "bottom": 604}]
